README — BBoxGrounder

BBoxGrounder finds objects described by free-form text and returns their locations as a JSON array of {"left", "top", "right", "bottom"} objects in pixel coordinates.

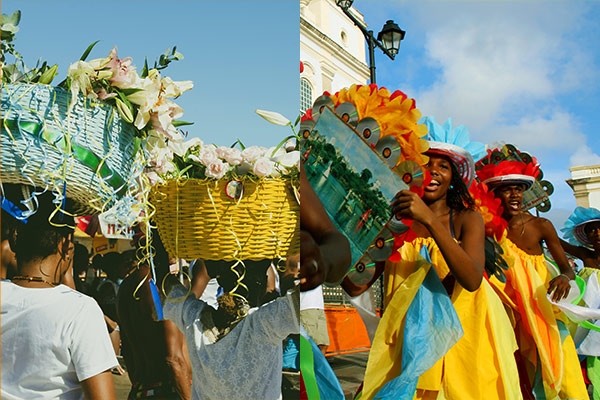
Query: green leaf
[
  {"left": 231, "top": 139, "right": 246, "bottom": 150},
  {"left": 133, "top": 137, "right": 142, "bottom": 156},
  {"left": 140, "top": 59, "right": 149, "bottom": 79},
  {"left": 79, "top": 40, "right": 100, "bottom": 61},
  {"left": 2, "top": 64, "right": 23, "bottom": 83},
  {"left": 120, "top": 87, "right": 144, "bottom": 96},
  {"left": 270, "top": 134, "right": 297, "bottom": 157},
  {"left": 172, "top": 120, "right": 194, "bottom": 127}
]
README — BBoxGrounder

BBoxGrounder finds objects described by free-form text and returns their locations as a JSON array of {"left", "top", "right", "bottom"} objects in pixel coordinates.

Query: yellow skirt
[
  {"left": 361, "top": 237, "right": 522, "bottom": 400},
  {"left": 487, "top": 237, "right": 589, "bottom": 399}
]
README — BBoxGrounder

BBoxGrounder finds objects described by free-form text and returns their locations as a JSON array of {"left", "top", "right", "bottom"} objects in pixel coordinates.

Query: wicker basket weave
[
  {"left": 150, "top": 178, "right": 300, "bottom": 261},
  {"left": 1, "top": 83, "right": 137, "bottom": 215}
]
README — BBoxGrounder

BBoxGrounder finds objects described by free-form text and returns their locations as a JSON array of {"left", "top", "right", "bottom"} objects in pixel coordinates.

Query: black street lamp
[{"left": 335, "top": 0, "right": 405, "bottom": 84}]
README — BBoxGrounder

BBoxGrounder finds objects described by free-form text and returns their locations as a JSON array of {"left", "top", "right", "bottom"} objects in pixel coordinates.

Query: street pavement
[{"left": 328, "top": 351, "right": 368, "bottom": 399}]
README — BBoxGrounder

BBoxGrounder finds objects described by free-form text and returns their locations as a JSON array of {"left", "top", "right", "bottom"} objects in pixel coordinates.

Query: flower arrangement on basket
[
  {"left": 1, "top": 10, "right": 193, "bottom": 220},
  {"left": 148, "top": 110, "right": 301, "bottom": 262}
]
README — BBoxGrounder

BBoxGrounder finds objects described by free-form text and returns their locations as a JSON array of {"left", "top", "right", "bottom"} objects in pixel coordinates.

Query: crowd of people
[
  {"left": 1, "top": 121, "right": 599, "bottom": 400},
  {"left": 0, "top": 161, "right": 351, "bottom": 399}
]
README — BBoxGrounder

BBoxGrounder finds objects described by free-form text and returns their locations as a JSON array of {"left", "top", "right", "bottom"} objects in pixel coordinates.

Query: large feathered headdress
[{"left": 421, "top": 116, "right": 486, "bottom": 186}]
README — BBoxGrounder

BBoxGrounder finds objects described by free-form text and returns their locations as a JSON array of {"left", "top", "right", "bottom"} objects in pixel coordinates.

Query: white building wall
[
  {"left": 566, "top": 164, "right": 600, "bottom": 209},
  {"left": 300, "top": 0, "right": 369, "bottom": 108}
]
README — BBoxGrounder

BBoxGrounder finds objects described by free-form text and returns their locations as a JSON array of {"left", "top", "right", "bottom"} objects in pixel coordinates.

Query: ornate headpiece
[
  {"left": 476, "top": 160, "right": 538, "bottom": 190},
  {"left": 421, "top": 116, "right": 486, "bottom": 185},
  {"left": 561, "top": 206, "right": 600, "bottom": 248},
  {"left": 475, "top": 144, "right": 552, "bottom": 212}
]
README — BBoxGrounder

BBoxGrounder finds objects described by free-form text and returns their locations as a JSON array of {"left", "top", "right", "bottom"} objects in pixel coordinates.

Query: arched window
[{"left": 300, "top": 78, "right": 313, "bottom": 113}]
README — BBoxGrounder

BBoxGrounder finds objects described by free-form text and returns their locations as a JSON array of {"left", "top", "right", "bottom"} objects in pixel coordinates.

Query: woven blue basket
[{"left": 1, "top": 83, "right": 137, "bottom": 215}]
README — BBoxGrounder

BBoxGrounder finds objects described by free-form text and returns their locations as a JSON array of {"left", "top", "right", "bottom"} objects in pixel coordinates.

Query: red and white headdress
[{"left": 476, "top": 159, "right": 540, "bottom": 190}]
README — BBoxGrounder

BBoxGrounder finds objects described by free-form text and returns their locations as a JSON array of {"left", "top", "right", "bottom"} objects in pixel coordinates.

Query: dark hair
[
  {"left": 447, "top": 161, "right": 475, "bottom": 211},
  {"left": 13, "top": 193, "right": 74, "bottom": 265},
  {"left": 73, "top": 243, "right": 90, "bottom": 274},
  {"left": 91, "top": 254, "right": 104, "bottom": 269},
  {"left": 216, "top": 266, "right": 249, "bottom": 299},
  {"left": 101, "top": 252, "right": 121, "bottom": 277},
  {"left": 1, "top": 209, "right": 19, "bottom": 242}
]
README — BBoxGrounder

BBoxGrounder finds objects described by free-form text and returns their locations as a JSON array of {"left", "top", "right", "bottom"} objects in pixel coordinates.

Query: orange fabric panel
[{"left": 324, "top": 305, "right": 372, "bottom": 356}]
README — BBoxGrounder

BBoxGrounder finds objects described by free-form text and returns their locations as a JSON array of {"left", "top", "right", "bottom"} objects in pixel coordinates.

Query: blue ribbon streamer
[{"left": 149, "top": 278, "right": 164, "bottom": 321}]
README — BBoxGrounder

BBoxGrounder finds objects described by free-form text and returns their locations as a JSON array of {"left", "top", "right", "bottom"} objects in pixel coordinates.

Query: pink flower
[
  {"left": 96, "top": 88, "right": 117, "bottom": 100},
  {"left": 144, "top": 171, "right": 165, "bottom": 186},
  {"left": 197, "top": 145, "right": 219, "bottom": 166},
  {"left": 217, "top": 146, "right": 243, "bottom": 166},
  {"left": 205, "top": 159, "right": 229, "bottom": 179},
  {"left": 106, "top": 47, "right": 138, "bottom": 90},
  {"left": 252, "top": 157, "right": 276, "bottom": 177},
  {"left": 241, "top": 146, "right": 266, "bottom": 163}
]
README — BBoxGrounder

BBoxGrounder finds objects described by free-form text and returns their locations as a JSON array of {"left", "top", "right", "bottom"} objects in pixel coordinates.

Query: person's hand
[
  {"left": 299, "top": 230, "right": 327, "bottom": 291},
  {"left": 391, "top": 190, "right": 432, "bottom": 224},
  {"left": 547, "top": 274, "right": 572, "bottom": 302}
]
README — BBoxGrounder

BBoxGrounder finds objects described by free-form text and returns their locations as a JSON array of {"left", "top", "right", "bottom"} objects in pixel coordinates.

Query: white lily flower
[
  {"left": 255, "top": 109, "right": 291, "bottom": 126},
  {"left": 87, "top": 54, "right": 113, "bottom": 71},
  {"left": 169, "top": 137, "right": 203, "bottom": 157},
  {"left": 161, "top": 76, "right": 194, "bottom": 97},
  {"left": 273, "top": 150, "right": 300, "bottom": 169},
  {"left": 66, "top": 60, "right": 96, "bottom": 110}
]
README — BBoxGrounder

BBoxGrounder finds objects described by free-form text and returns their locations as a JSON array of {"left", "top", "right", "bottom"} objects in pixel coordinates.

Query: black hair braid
[{"left": 447, "top": 162, "right": 475, "bottom": 211}]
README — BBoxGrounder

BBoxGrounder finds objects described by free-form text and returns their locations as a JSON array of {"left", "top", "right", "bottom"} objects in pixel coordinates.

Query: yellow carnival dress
[
  {"left": 487, "top": 236, "right": 589, "bottom": 399},
  {"left": 361, "top": 237, "right": 522, "bottom": 400}
]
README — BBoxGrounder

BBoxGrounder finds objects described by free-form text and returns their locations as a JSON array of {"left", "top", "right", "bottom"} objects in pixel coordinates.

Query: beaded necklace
[{"left": 11, "top": 275, "right": 58, "bottom": 287}]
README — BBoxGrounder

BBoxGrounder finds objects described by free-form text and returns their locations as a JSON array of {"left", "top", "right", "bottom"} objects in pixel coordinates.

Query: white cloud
[
  {"left": 410, "top": 2, "right": 590, "bottom": 132},
  {"left": 365, "top": 1, "right": 600, "bottom": 208},
  {"left": 570, "top": 146, "right": 600, "bottom": 168},
  {"left": 393, "top": 1, "right": 600, "bottom": 201},
  {"left": 484, "top": 111, "right": 583, "bottom": 153}
]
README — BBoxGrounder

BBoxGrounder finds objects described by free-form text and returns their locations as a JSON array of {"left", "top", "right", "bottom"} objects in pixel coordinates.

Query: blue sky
[
  {"left": 355, "top": 1, "right": 600, "bottom": 229},
  {"left": 6, "top": 1, "right": 600, "bottom": 231},
  {"left": 3, "top": 1, "right": 300, "bottom": 149}
]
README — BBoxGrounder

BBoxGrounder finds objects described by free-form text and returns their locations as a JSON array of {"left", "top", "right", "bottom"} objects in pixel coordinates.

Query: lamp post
[{"left": 335, "top": 0, "right": 405, "bottom": 84}]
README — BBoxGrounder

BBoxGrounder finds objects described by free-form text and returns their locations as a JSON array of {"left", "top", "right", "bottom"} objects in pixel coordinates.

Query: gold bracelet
[{"left": 558, "top": 273, "right": 572, "bottom": 281}]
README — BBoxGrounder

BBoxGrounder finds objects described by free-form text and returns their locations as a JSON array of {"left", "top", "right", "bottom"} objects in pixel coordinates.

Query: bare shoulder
[
  {"left": 455, "top": 208, "right": 484, "bottom": 236},
  {"left": 457, "top": 208, "right": 484, "bottom": 225},
  {"left": 531, "top": 215, "right": 557, "bottom": 230}
]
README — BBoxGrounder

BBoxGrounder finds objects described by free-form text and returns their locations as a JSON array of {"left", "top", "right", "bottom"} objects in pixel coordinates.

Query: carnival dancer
[
  {"left": 477, "top": 154, "right": 589, "bottom": 399},
  {"left": 560, "top": 206, "right": 600, "bottom": 398},
  {"left": 1, "top": 190, "right": 118, "bottom": 400},
  {"left": 351, "top": 117, "right": 522, "bottom": 400},
  {"left": 560, "top": 206, "right": 600, "bottom": 273}
]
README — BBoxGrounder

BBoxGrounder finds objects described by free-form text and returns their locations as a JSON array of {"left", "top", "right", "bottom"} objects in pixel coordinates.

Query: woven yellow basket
[{"left": 150, "top": 177, "right": 300, "bottom": 261}]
